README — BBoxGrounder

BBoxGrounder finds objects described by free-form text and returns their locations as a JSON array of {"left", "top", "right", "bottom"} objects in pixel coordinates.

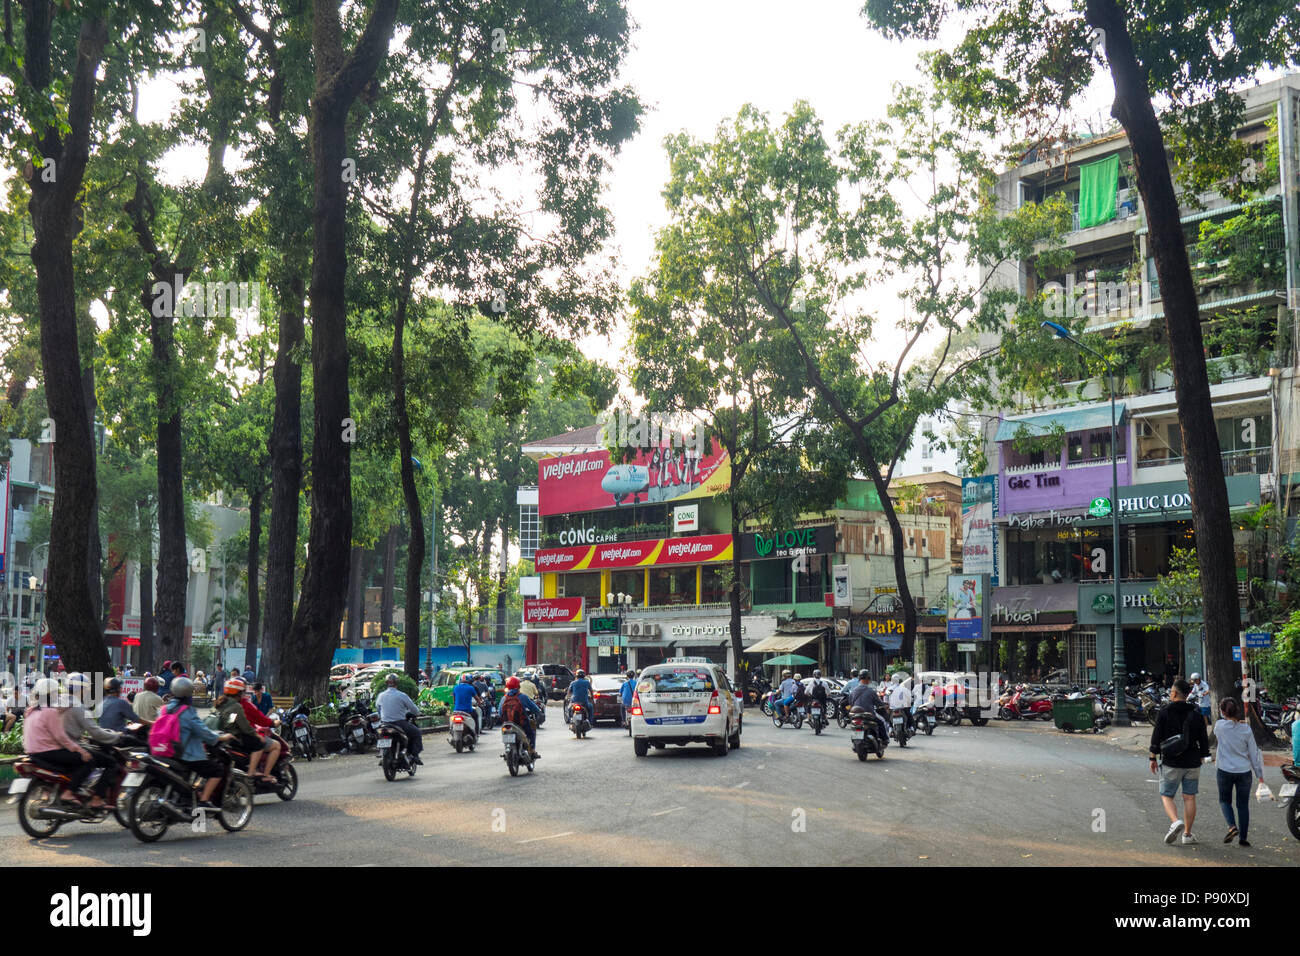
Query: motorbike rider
[
  {"left": 472, "top": 672, "right": 494, "bottom": 727},
  {"left": 163, "top": 677, "right": 235, "bottom": 809},
  {"left": 845, "top": 670, "right": 888, "bottom": 745},
  {"left": 1189, "top": 673, "right": 1212, "bottom": 727},
  {"left": 808, "top": 670, "right": 830, "bottom": 717},
  {"left": 215, "top": 678, "right": 274, "bottom": 782},
  {"left": 888, "top": 672, "right": 915, "bottom": 733},
  {"left": 236, "top": 684, "right": 282, "bottom": 779},
  {"left": 499, "top": 676, "right": 543, "bottom": 759},
  {"left": 96, "top": 677, "right": 149, "bottom": 732},
  {"left": 619, "top": 669, "right": 638, "bottom": 726},
  {"left": 23, "top": 678, "right": 101, "bottom": 806},
  {"left": 63, "top": 673, "right": 123, "bottom": 804},
  {"left": 452, "top": 673, "right": 482, "bottom": 737},
  {"left": 518, "top": 672, "right": 543, "bottom": 706},
  {"left": 567, "top": 669, "right": 593, "bottom": 727},
  {"left": 133, "top": 676, "right": 165, "bottom": 722},
  {"left": 376, "top": 673, "right": 423, "bottom": 765},
  {"left": 775, "top": 670, "right": 798, "bottom": 720}
]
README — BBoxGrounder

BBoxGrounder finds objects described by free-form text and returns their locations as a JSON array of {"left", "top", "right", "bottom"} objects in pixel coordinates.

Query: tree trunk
[
  {"left": 244, "top": 487, "right": 262, "bottom": 671},
  {"left": 137, "top": 499, "right": 155, "bottom": 670},
  {"left": 394, "top": 299, "right": 425, "bottom": 680},
  {"left": 82, "top": 360, "right": 102, "bottom": 625},
  {"left": 277, "top": 0, "right": 399, "bottom": 703},
  {"left": 381, "top": 524, "right": 396, "bottom": 634},
  {"left": 495, "top": 520, "right": 507, "bottom": 644},
  {"left": 261, "top": 275, "right": 304, "bottom": 690},
  {"left": 868, "top": 460, "right": 918, "bottom": 664},
  {"left": 1086, "top": 0, "right": 1240, "bottom": 708},
  {"left": 152, "top": 328, "right": 188, "bottom": 662},
  {"left": 26, "top": 13, "right": 111, "bottom": 674},
  {"left": 728, "top": 491, "right": 748, "bottom": 696}
]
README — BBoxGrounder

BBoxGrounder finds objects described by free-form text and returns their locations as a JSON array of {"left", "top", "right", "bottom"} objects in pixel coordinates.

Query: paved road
[{"left": 2, "top": 708, "right": 1296, "bottom": 866}]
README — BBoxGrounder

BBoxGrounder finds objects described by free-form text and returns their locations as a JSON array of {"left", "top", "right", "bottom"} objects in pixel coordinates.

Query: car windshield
[
  {"left": 592, "top": 677, "right": 623, "bottom": 692},
  {"left": 639, "top": 668, "right": 714, "bottom": 693}
]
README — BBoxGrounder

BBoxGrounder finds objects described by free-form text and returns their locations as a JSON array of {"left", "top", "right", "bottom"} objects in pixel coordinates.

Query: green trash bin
[{"left": 1053, "top": 697, "right": 1097, "bottom": 734}]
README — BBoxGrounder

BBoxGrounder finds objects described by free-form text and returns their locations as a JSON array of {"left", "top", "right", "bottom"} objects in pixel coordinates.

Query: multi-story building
[
  {"left": 2, "top": 438, "right": 54, "bottom": 673},
  {"left": 519, "top": 425, "right": 956, "bottom": 678},
  {"left": 974, "top": 74, "right": 1300, "bottom": 682}
]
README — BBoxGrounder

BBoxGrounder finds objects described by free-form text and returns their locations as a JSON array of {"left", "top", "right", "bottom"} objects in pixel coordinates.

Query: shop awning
[
  {"left": 516, "top": 624, "right": 588, "bottom": 635},
  {"left": 863, "top": 632, "right": 904, "bottom": 651},
  {"left": 991, "top": 622, "right": 1075, "bottom": 633},
  {"left": 995, "top": 403, "right": 1126, "bottom": 442},
  {"left": 745, "top": 633, "right": 819, "bottom": 654}
]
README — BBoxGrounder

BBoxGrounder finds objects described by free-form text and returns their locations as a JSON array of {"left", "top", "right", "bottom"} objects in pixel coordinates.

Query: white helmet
[
  {"left": 891, "top": 672, "right": 903, "bottom": 683},
  {"left": 1189, "top": 673, "right": 1200, "bottom": 681},
  {"left": 793, "top": 673, "right": 803, "bottom": 681},
  {"left": 32, "top": 678, "right": 63, "bottom": 708}
]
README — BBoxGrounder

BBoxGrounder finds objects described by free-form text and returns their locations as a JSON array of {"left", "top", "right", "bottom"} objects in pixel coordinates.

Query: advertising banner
[
  {"left": 538, "top": 440, "right": 730, "bottom": 516},
  {"left": 533, "top": 534, "right": 733, "bottom": 573},
  {"left": 739, "top": 524, "right": 836, "bottom": 561},
  {"left": 961, "top": 475, "right": 997, "bottom": 585},
  {"left": 946, "top": 574, "right": 990, "bottom": 642},
  {"left": 523, "top": 597, "right": 585, "bottom": 625},
  {"left": 832, "top": 564, "right": 851, "bottom": 607}
]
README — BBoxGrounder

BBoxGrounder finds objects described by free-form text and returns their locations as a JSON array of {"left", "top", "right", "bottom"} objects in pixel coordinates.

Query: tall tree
[{"left": 862, "top": 0, "right": 1300, "bottom": 724}]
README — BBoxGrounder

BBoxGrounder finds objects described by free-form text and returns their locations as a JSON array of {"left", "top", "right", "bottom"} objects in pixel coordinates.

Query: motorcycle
[
  {"left": 772, "top": 701, "right": 804, "bottom": 730},
  {"left": 1280, "top": 763, "right": 1300, "bottom": 841},
  {"left": 338, "top": 693, "right": 377, "bottom": 754},
  {"left": 807, "top": 698, "right": 827, "bottom": 735},
  {"left": 760, "top": 690, "right": 777, "bottom": 718},
  {"left": 850, "top": 708, "right": 885, "bottom": 760},
  {"left": 279, "top": 700, "right": 317, "bottom": 761},
  {"left": 913, "top": 694, "right": 938, "bottom": 735},
  {"left": 448, "top": 709, "right": 478, "bottom": 753},
  {"left": 377, "top": 721, "right": 419, "bottom": 781},
  {"left": 568, "top": 702, "right": 591, "bottom": 739},
  {"left": 501, "top": 719, "right": 537, "bottom": 777},
  {"left": 124, "top": 742, "right": 255, "bottom": 843},
  {"left": 890, "top": 707, "right": 911, "bottom": 747},
  {"left": 8, "top": 731, "right": 149, "bottom": 838},
  {"left": 999, "top": 685, "right": 1054, "bottom": 721},
  {"left": 227, "top": 726, "right": 298, "bottom": 802}
]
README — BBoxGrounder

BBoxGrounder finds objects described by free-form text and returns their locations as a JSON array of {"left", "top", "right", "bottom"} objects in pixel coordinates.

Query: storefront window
[
  {"left": 701, "top": 565, "right": 730, "bottom": 603},
  {"left": 609, "top": 570, "right": 645, "bottom": 605},
  {"left": 560, "top": 572, "right": 603, "bottom": 605},
  {"left": 1067, "top": 429, "right": 1125, "bottom": 463},
  {"left": 795, "top": 554, "right": 827, "bottom": 603},
  {"left": 649, "top": 566, "right": 697, "bottom": 605},
  {"left": 1005, "top": 527, "right": 1086, "bottom": 585},
  {"left": 1003, "top": 443, "right": 1058, "bottom": 470}
]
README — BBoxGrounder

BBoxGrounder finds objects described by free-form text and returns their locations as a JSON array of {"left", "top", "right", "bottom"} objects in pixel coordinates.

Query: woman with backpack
[
  {"left": 151, "top": 677, "right": 234, "bottom": 809},
  {"left": 1213, "top": 697, "right": 1265, "bottom": 847}
]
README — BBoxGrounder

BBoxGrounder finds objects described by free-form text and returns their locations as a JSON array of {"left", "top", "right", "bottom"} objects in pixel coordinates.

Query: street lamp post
[
  {"left": 1042, "top": 321, "right": 1128, "bottom": 725},
  {"left": 607, "top": 591, "right": 633, "bottom": 672}
]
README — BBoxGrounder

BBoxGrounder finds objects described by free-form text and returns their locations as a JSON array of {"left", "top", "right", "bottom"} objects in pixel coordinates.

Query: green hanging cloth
[{"left": 1077, "top": 154, "right": 1119, "bottom": 228}]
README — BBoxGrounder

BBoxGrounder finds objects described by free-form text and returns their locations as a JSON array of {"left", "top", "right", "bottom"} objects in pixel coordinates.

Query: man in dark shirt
[
  {"left": 251, "top": 682, "right": 274, "bottom": 715},
  {"left": 1149, "top": 678, "right": 1211, "bottom": 846},
  {"left": 97, "top": 678, "right": 146, "bottom": 731},
  {"left": 845, "top": 673, "right": 887, "bottom": 743}
]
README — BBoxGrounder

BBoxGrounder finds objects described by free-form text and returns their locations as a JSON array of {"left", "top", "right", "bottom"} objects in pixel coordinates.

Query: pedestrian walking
[
  {"left": 1148, "top": 678, "right": 1211, "bottom": 846},
  {"left": 1213, "top": 697, "right": 1265, "bottom": 848}
]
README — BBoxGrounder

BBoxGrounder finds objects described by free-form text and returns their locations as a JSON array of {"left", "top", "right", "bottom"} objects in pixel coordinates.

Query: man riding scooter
[
  {"left": 845, "top": 670, "right": 888, "bottom": 747},
  {"left": 567, "top": 670, "right": 593, "bottom": 729},
  {"left": 453, "top": 673, "right": 482, "bottom": 737},
  {"left": 888, "top": 672, "right": 914, "bottom": 736},
  {"left": 499, "top": 677, "right": 542, "bottom": 760},
  {"left": 775, "top": 670, "right": 798, "bottom": 721}
]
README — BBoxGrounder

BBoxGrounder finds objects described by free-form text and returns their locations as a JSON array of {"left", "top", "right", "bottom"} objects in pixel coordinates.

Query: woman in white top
[{"left": 1213, "top": 696, "right": 1265, "bottom": 847}]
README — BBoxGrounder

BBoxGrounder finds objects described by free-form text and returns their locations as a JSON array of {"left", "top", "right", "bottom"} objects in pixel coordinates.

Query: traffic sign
[
  {"left": 1245, "top": 631, "right": 1272, "bottom": 648},
  {"left": 1232, "top": 646, "right": 1243, "bottom": 662}
]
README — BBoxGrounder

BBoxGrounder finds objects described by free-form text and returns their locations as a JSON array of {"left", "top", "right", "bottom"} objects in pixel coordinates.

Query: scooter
[
  {"left": 913, "top": 694, "right": 938, "bottom": 735},
  {"left": 8, "top": 731, "right": 149, "bottom": 838},
  {"left": 890, "top": 707, "right": 911, "bottom": 747},
  {"left": 807, "top": 698, "right": 827, "bottom": 735},
  {"left": 227, "top": 726, "right": 298, "bottom": 801},
  {"left": 999, "top": 685, "right": 1054, "bottom": 720},
  {"left": 1280, "top": 763, "right": 1300, "bottom": 841},
  {"left": 568, "top": 702, "right": 591, "bottom": 739},
  {"left": 850, "top": 708, "right": 885, "bottom": 760},
  {"left": 279, "top": 700, "right": 317, "bottom": 760},
  {"left": 338, "top": 693, "right": 376, "bottom": 753},
  {"left": 448, "top": 710, "right": 478, "bottom": 752},
  {"left": 501, "top": 720, "right": 537, "bottom": 777},
  {"left": 771, "top": 701, "right": 804, "bottom": 730},
  {"left": 124, "top": 742, "right": 255, "bottom": 842},
  {"left": 377, "top": 722, "right": 419, "bottom": 781}
]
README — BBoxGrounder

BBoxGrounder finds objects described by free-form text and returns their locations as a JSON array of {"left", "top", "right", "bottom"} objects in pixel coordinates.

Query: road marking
[
  {"left": 516, "top": 831, "right": 574, "bottom": 844},
  {"left": 651, "top": 806, "right": 685, "bottom": 816},
  {"left": 733, "top": 781, "right": 750, "bottom": 789}
]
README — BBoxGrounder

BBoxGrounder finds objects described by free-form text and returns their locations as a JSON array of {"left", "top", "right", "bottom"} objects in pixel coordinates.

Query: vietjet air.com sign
[
  {"left": 533, "top": 533, "right": 733, "bottom": 572},
  {"left": 523, "top": 597, "right": 585, "bottom": 624}
]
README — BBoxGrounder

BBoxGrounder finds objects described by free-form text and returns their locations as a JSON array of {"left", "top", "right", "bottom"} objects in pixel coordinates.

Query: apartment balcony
[{"left": 1135, "top": 447, "right": 1272, "bottom": 478}]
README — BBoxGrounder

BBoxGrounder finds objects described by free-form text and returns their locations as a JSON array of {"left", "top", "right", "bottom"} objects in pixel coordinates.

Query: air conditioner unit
[
  {"left": 914, "top": 596, "right": 927, "bottom": 612},
  {"left": 645, "top": 624, "right": 661, "bottom": 637},
  {"left": 627, "top": 623, "right": 643, "bottom": 637}
]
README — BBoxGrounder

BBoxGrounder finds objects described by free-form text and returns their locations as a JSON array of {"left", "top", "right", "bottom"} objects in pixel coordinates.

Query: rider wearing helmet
[
  {"left": 62, "top": 673, "right": 123, "bottom": 802},
  {"left": 96, "top": 676, "right": 146, "bottom": 732},
  {"left": 776, "top": 669, "right": 798, "bottom": 721},
  {"left": 888, "top": 672, "right": 915, "bottom": 732},
  {"left": 1189, "top": 672, "right": 1212, "bottom": 725},
  {"left": 375, "top": 673, "right": 422, "bottom": 764},
  {"left": 845, "top": 671, "right": 887, "bottom": 745},
  {"left": 619, "top": 669, "right": 638, "bottom": 727},
  {"left": 163, "top": 677, "right": 234, "bottom": 808},
  {"left": 215, "top": 678, "right": 274, "bottom": 782},
  {"left": 472, "top": 672, "right": 495, "bottom": 728},
  {"left": 452, "top": 672, "right": 482, "bottom": 737},
  {"left": 567, "top": 669, "right": 593, "bottom": 726},
  {"left": 499, "top": 675, "right": 543, "bottom": 759},
  {"left": 23, "top": 678, "right": 100, "bottom": 805},
  {"left": 808, "top": 669, "right": 829, "bottom": 709},
  {"left": 134, "top": 676, "right": 165, "bottom": 722}
]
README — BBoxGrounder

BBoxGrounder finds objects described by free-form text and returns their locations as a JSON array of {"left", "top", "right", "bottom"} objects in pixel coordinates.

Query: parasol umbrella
[{"left": 761, "top": 653, "right": 817, "bottom": 668}]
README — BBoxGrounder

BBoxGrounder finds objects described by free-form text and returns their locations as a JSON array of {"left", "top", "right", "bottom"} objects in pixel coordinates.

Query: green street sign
[
  {"left": 1088, "top": 497, "right": 1112, "bottom": 518},
  {"left": 1091, "top": 593, "right": 1115, "bottom": 614}
]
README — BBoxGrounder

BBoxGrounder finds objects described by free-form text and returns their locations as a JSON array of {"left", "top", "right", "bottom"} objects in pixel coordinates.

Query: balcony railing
[
  {"left": 1069, "top": 192, "right": 1139, "bottom": 232},
  {"left": 1136, "top": 447, "right": 1272, "bottom": 475}
]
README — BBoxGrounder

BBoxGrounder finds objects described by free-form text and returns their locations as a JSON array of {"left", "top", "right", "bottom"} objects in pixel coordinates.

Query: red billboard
[
  {"left": 523, "top": 597, "right": 585, "bottom": 624},
  {"left": 538, "top": 440, "right": 731, "bottom": 516},
  {"left": 533, "top": 533, "right": 733, "bottom": 573}
]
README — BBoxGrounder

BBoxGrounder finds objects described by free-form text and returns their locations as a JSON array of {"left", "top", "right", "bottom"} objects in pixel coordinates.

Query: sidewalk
[{"left": 1082, "top": 719, "right": 1293, "bottom": 767}]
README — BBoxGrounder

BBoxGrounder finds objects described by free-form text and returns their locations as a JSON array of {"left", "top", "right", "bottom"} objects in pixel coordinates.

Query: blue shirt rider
[
  {"left": 568, "top": 671, "right": 593, "bottom": 723},
  {"left": 619, "top": 670, "right": 638, "bottom": 725},
  {"left": 452, "top": 676, "right": 481, "bottom": 734}
]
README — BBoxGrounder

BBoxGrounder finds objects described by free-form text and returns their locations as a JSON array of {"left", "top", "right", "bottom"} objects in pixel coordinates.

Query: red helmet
[
  {"left": 224, "top": 678, "right": 246, "bottom": 696},
  {"left": 505, "top": 676, "right": 521, "bottom": 690}
]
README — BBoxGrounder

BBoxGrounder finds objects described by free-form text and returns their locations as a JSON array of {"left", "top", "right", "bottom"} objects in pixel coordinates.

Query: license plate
[
  {"left": 123, "top": 772, "right": 145, "bottom": 788},
  {"left": 1280, "top": 783, "right": 1298, "bottom": 799},
  {"left": 8, "top": 777, "right": 30, "bottom": 795},
  {"left": 811, "top": 708, "right": 821, "bottom": 715},
  {"left": 502, "top": 732, "right": 516, "bottom": 742},
  {"left": 892, "top": 718, "right": 904, "bottom": 727},
  {"left": 296, "top": 728, "right": 308, "bottom": 739},
  {"left": 927, "top": 716, "right": 937, "bottom": 725},
  {"left": 353, "top": 729, "right": 364, "bottom": 738},
  {"left": 669, "top": 703, "right": 682, "bottom": 715},
  {"left": 797, "top": 707, "right": 805, "bottom": 714},
  {"left": 851, "top": 730, "right": 864, "bottom": 739},
  {"left": 378, "top": 738, "right": 392, "bottom": 749}
]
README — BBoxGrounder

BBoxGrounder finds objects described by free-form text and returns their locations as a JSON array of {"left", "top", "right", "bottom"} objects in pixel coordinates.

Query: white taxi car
[{"left": 629, "top": 658, "right": 741, "bottom": 757}]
